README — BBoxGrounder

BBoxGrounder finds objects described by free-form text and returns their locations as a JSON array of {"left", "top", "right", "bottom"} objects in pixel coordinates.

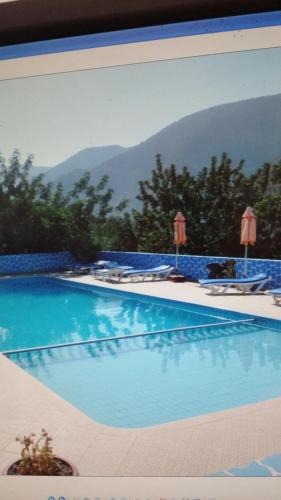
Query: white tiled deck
[{"left": 0, "top": 275, "right": 280, "bottom": 477}]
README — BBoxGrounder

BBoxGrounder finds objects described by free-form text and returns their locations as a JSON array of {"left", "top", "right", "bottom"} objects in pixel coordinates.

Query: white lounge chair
[
  {"left": 122, "top": 265, "right": 175, "bottom": 282},
  {"left": 199, "top": 273, "right": 271, "bottom": 295},
  {"left": 267, "top": 288, "right": 281, "bottom": 305},
  {"left": 93, "top": 264, "right": 174, "bottom": 283},
  {"left": 92, "top": 265, "right": 134, "bottom": 282}
]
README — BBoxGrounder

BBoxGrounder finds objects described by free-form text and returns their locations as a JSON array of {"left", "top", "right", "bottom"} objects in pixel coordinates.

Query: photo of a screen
[{"left": 0, "top": 9, "right": 281, "bottom": 499}]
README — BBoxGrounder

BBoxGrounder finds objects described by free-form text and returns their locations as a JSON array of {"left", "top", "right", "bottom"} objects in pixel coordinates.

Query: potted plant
[{"left": 3, "top": 428, "right": 79, "bottom": 476}]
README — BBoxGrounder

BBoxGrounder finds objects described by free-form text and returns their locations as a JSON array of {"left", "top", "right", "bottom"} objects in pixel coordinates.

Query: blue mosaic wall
[
  {"left": 0, "top": 251, "right": 75, "bottom": 274},
  {"left": 97, "top": 251, "right": 281, "bottom": 288},
  {"left": 2, "top": 249, "right": 280, "bottom": 287}
]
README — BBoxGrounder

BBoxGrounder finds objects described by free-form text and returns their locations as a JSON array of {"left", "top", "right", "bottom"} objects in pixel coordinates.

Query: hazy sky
[{"left": 1, "top": 46, "right": 281, "bottom": 166}]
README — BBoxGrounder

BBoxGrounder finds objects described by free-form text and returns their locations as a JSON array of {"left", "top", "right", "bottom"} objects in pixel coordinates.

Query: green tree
[
  {"left": 133, "top": 154, "right": 201, "bottom": 253},
  {"left": 64, "top": 172, "right": 114, "bottom": 260},
  {"left": 133, "top": 153, "right": 281, "bottom": 259},
  {"left": 198, "top": 153, "right": 252, "bottom": 257},
  {"left": 0, "top": 150, "right": 132, "bottom": 258},
  {"left": 93, "top": 213, "right": 137, "bottom": 252},
  {"left": 134, "top": 153, "right": 254, "bottom": 257},
  {"left": 251, "top": 160, "right": 281, "bottom": 259},
  {"left": 0, "top": 150, "right": 69, "bottom": 254},
  {"left": 253, "top": 195, "right": 281, "bottom": 259}
]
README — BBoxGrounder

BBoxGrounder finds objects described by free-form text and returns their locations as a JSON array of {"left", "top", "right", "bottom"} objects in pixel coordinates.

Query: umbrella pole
[
  {"left": 244, "top": 244, "right": 248, "bottom": 276},
  {"left": 176, "top": 244, "right": 179, "bottom": 271}
]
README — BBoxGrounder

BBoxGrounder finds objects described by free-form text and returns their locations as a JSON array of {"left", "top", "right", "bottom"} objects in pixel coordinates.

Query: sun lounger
[
  {"left": 199, "top": 273, "right": 271, "bottom": 295},
  {"left": 65, "top": 261, "right": 100, "bottom": 275},
  {"left": 92, "top": 265, "right": 134, "bottom": 281},
  {"left": 66, "top": 260, "right": 119, "bottom": 275},
  {"left": 267, "top": 288, "right": 281, "bottom": 305},
  {"left": 122, "top": 265, "right": 175, "bottom": 282},
  {"left": 92, "top": 264, "right": 174, "bottom": 283}
]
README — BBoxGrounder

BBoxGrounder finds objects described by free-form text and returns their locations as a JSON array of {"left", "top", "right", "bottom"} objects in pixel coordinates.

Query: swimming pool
[
  {"left": 0, "top": 276, "right": 242, "bottom": 352},
  {"left": 2, "top": 276, "right": 281, "bottom": 428}
]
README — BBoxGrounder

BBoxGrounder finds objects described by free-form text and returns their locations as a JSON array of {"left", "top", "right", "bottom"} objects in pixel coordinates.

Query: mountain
[
  {"left": 50, "top": 93, "right": 281, "bottom": 207},
  {"left": 43, "top": 145, "right": 127, "bottom": 184},
  {"left": 29, "top": 166, "right": 52, "bottom": 177}
]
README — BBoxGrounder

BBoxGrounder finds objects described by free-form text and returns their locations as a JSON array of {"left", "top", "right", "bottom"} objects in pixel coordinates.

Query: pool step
[{"left": 2, "top": 318, "right": 255, "bottom": 356}]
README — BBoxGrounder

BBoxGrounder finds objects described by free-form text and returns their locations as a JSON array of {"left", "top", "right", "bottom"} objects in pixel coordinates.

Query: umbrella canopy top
[
  {"left": 240, "top": 206, "right": 256, "bottom": 246},
  {"left": 242, "top": 206, "right": 256, "bottom": 219},
  {"left": 174, "top": 211, "right": 187, "bottom": 245},
  {"left": 174, "top": 211, "right": 185, "bottom": 222}
]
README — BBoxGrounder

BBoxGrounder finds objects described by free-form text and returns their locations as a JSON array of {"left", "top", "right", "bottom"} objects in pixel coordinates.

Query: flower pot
[{"left": 3, "top": 456, "right": 79, "bottom": 476}]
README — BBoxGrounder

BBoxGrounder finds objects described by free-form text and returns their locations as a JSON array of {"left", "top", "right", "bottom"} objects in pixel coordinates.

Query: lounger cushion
[
  {"left": 93, "top": 265, "right": 133, "bottom": 274},
  {"left": 123, "top": 265, "right": 172, "bottom": 276},
  {"left": 199, "top": 273, "right": 268, "bottom": 286}
]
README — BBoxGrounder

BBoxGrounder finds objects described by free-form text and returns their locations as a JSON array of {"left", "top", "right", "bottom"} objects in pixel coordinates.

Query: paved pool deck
[{"left": 0, "top": 275, "right": 280, "bottom": 477}]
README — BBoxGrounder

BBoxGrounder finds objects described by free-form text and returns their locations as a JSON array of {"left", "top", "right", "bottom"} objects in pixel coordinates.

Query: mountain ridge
[
  {"left": 87, "top": 92, "right": 281, "bottom": 205},
  {"left": 42, "top": 144, "right": 128, "bottom": 184},
  {"left": 34, "top": 93, "right": 281, "bottom": 207}
]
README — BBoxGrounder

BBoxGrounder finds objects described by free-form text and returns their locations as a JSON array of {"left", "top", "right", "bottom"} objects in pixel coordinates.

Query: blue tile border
[
  {"left": 0, "top": 249, "right": 280, "bottom": 289},
  {"left": 97, "top": 251, "right": 281, "bottom": 288},
  {"left": 0, "top": 251, "right": 75, "bottom": 274}
]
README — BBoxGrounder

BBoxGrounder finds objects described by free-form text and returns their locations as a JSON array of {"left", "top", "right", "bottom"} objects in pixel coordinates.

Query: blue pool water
[
  {"left": 0, "top": 277, "right": 235, "bottom": 352},
  {"left": 2, "top": 277, "right": 281, "bottom": 428}
]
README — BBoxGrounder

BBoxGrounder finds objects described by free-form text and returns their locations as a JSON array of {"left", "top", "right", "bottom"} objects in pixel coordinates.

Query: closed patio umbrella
[
  {"left": 173, "top": 211, "right": 187, "bottom": 270},
  {"left": 240, "top": 206, "right": 256, "bottom": 276}
]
